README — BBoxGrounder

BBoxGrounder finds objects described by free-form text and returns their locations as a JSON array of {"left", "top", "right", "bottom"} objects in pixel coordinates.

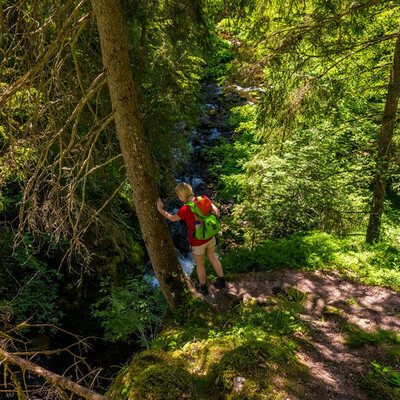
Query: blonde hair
[{"left": 175, "top": 182, "right": 194, "bottom": 203}]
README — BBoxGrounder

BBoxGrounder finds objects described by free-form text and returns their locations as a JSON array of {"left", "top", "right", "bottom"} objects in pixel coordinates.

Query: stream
[
  {"left": 24, "top": 79, "right": 262, "bottom": 398},
  {"left": 146, "top": 79, "right": 256, "bottom": 286}
]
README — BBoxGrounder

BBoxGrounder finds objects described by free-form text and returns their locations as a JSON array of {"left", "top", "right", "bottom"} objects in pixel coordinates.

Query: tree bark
[
  {"left": 0, "top": 348, "right": 110, "bottom": 400},
  {"left": 366, "top": 23, "right": 400, "bottom": 243},
  {"left": 91, "top": 0, "right": 189, "bottom": 307}
]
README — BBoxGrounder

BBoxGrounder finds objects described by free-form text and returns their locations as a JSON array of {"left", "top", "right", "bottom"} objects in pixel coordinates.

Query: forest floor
[{"left": 201, "top": 269, "right": 400, "bottom": 400}]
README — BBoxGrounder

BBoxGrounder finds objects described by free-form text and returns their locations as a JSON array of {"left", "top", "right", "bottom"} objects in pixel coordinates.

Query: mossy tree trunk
[
  {"left": 91, "top": 0, "right": 189, "bottom": 308},
  {"left": 366, "top": 24, "right": 400, "bottom": 243}
]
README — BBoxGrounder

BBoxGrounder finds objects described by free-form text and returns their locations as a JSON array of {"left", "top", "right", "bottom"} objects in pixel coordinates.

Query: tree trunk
[
  {"left": 366, "top": 24, "right": 400, "bottom": 243},
  {"left": 0, "top": 347, "right": 110, "bottom": 400},
  {"left": 91, "top": 0, "right": 189, "bottom": 308}
]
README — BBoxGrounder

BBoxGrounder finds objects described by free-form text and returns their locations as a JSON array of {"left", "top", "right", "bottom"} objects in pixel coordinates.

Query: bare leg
[
  {"left": 193, "top": 253, "right": 206, "bottom": 284},
  {"left": 206, "top": 246, "right": 223, "bottom": 278}
]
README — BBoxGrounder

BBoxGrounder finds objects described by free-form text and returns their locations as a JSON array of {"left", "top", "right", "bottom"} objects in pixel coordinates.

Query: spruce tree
[{"left": 92, "top": 0, "right": 189, "bottom": 308}]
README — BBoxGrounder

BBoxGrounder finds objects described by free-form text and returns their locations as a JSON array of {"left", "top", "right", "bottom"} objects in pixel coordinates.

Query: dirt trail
[{"left": 203, "top": 270, "right": 400, "bottom": 400}]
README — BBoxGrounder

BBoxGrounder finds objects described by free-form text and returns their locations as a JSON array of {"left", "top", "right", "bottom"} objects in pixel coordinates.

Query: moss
[
  {"left": 126, "top": 349, "right": 174, "bottom": 376},
  {"left": 217, "top": 341, "right": 287, "bottom": 389},
  {"left": 152, "top": 326, "right": 211, "bottom": 351},
  {"left": 215, "top": 339, "right": 306, "bottom": 400},
  {"left": 107, "top": 349, "right": 185, "bottom": 399},
  {"left": 129, "top": 364, "right": 194, "bottom": 400},
  {"left": 198, "top": 337, "right": 239, "bottom": 372},
  {"left": 385, "top": 345, "right": 400, "bottom": 364},
  {"left": 108, "top": 283, "right": 311, "bottom": 400},
  {"left": 152, "top": 300, "right": 219, "bottom": 351},
  {"left": 362, "top": 373, "right": 400, "bottom": 400},
  {"left": 226, "top": 389, "right": 285, "bottom": 400}
]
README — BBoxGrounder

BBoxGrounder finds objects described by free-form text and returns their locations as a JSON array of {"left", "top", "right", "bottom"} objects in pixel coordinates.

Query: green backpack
[{"left": 185, "top": 196, "right": 221, "bottom": 240}]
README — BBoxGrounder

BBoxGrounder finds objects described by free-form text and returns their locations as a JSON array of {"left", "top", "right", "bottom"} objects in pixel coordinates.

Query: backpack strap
[
  {"left": 185, "top": 201, "right": 205, "bottom": 223},
  {"left": 185, "top": 199, "right": 206, "bottom": 239}
]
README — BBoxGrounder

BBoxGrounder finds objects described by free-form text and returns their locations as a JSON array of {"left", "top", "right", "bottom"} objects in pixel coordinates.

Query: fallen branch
[{"left": 0, "top": 348, "right": 111, "bottom": 400}]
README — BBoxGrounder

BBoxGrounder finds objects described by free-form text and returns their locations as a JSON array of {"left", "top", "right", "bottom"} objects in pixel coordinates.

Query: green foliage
[
  {"left": 203, "top": 34, "right": 235, "bottom": 79},
  {"left": 371, "top": 362, "right": 400, "bottom": 391},
  {"left": 91, "top": 277, "right": 168, "bottom": 346},
  {"left": 221, "top": 232, "right": 336, "bottom": 272},
  {"left": 214, "top": 112, "right": 372, "bottom": 242},
  {"left": 0, "top": 183, "right": 22, "bottom": 214},
  {"left": 205, "top": 98, "right": 377, "bottom": 246},
  {"left": 362, "top": 362, "right": 400, "bottom": 400},
  {"left": 0, "top": 91, "right": 39, "bottom": 208},
  {"left": 221, "top": 231, "right": 400, "bottom": 290},
  {"left": 344, "top": 324, "right": 400, "bottom": 349},
  {"left": 205, "top": 0, "right": 225, "bottom": 24},
  {"left": 110, "top": 291, "right": 309, "bottom": 400},
  {"left": 0, "top": 233, "right": 63, "bottom": 328},
  {"left": 210, "top": 0, "right": 400, "bottom": 246},
  {"left": 205, "top": 104, "right": 260, "bottom": 199}
]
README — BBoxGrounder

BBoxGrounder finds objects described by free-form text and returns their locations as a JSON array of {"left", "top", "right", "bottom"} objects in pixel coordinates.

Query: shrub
[
  {"left": 0, "top": 232, "right": 63, "bottom": 328},
  {"left": 91, "top": 278, "right": 167, "bottom": 346},
  {"left": 362, "top": 362, "right": 400, "bottom": 400},
  {"left": 221, "top": 231, "right": 400, "bottom": 290}
]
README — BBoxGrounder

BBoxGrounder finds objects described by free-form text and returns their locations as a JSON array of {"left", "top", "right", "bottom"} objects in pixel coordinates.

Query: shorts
[{"left": 191, "top": 236, "right": 216, "bottom": 256}]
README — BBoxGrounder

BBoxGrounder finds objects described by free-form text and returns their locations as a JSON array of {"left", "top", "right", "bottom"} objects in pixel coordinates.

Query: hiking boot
[
  {"left": 195, "top": 282, "right": 209, "bottom": 295},
  {"left": 214, "top": 276, "right": 226, "bottom": 289}
]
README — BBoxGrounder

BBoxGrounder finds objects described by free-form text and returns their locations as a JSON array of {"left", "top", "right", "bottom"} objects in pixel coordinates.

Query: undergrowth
[
  {"left": 342, "top": 323, "right": 400, "bottom": 399},
  {"left": 220, "top": 231, "right": 400, "bottom": 291},
  {"left": 108, "top": 294, "right": 310, "bottom": 400}
]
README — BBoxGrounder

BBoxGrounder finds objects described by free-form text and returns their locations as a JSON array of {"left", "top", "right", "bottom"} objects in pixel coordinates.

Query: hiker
[{"left": 156, "top": 182, "right": 226, "bottom": 295}]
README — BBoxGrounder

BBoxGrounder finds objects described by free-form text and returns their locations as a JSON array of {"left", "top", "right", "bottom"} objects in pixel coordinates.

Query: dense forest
[{"left": 1, "top": 0, "right": 400, "bottom": 399}]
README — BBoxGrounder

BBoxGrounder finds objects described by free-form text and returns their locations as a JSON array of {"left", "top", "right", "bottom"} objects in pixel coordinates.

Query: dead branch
[
  {"left": 0, "top": 0, "right": 88, "bottom": 108},
  {"left": 0, "top": 347, "right": 111, "bottom": 400}
]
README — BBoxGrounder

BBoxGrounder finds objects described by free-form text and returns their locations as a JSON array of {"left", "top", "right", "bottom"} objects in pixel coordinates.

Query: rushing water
[{"left": 145, "top": 80, "right": 251, "bottom": 286}]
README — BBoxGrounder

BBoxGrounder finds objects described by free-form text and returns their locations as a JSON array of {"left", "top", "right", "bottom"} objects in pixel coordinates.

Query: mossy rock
[
  {"left": 222, "top": 376, "right": 286, "bottom": 400},
  {"left": 128, "top": 364, "right": 194, "bottom": 400},
  {"left": 216, "top": 340, "right": 299, "bottom": 399},
  {"left": 225, "top": 388, "right": 285, "bottom": 400},
  {"left": 152, "top": 326, "right": 211, "bottom": 351},
  {"left": 362, "top": 372, "right": 400, "bottom": 400},
  {"left": 199, "top": 337, "right": 238, "bottom": 372},
  {"left": 217, "top": 341, "right": 279, "bottom": 389},
  {"left": 126, "top": 349, "right": 175, "bottom": 376},
  {"left": 108, "top": 349, "right": 190, "bottom": 399}
]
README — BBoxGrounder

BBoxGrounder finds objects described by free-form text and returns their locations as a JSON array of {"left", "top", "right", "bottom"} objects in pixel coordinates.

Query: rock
[
  {"left": 255, "top": 296, "right": 267, "bottom": 305},
  {"left": 242, "top": 293, "right": 253, "bottom": 304},
  {"left": 233, "top": 376, "right": 246, "bottom": 392}
]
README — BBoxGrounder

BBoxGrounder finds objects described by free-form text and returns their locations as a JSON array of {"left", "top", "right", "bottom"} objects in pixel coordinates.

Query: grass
[
  {"left": 344, "top": 323, "right": 400, "bottom": 349},
  {"left": 220, "top": 231, "right": 400, "bottom": 291}
]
